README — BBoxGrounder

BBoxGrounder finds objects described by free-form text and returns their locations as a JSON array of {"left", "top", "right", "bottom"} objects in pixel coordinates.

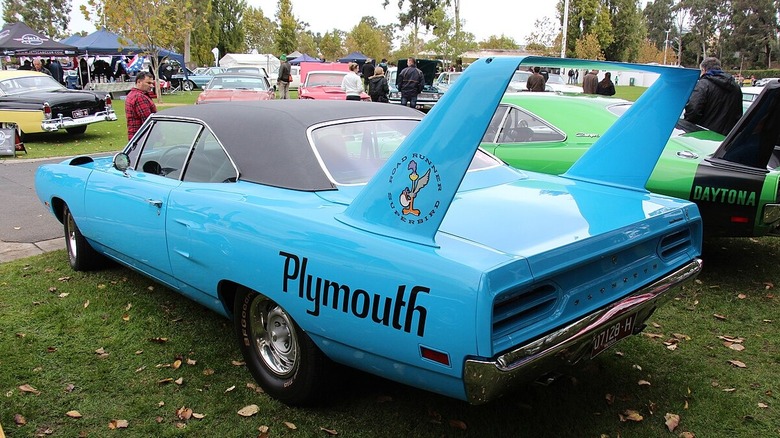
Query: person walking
[
  {"left": 526, "top": 67, "right": 546, "bottom": 92},
  {"left": 277, "top": 54, "right": 292, "bottom": 99},
  {"left": 583, "top": 69, "right": 599, "bottom": 94},
  {"left": 683, "top": 57, "right": 742, "bottom": 135},
  {"left": 361, "top": 58, "right": 375, "bottom": 92},
  {"left": 341, "top": 62, "right": 363, "bottom": 101},
  {"left": 368, "top": 66, "right": 389, "bottom": 102},
  {"left": 125, "top": 72, "right": 157, "bottom": 140},
  {"left": 396, "top": 58, "right": 424, "bottom": 108},
  {"left": 595, "top": 72, "right": 616, "bottom": 96}
]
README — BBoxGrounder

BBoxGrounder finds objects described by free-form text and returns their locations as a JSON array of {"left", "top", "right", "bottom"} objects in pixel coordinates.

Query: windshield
[
  {"left": 305, "top": 72, "right": 346, "bottom": 87},
  {"left": 510, "top": 71, "right": 531, "bottom": 83},
  {"left": 0, "top": 74, "right": 65, "bottom": 95},
  {"left": 206, "top": 76, "right": 269, "bottom": 91},
  {"left": 312, "top": 119, "right": 499, "bottom": 185}
]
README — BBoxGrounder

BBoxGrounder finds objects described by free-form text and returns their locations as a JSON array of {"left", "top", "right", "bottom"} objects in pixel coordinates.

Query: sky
[{"left": 4, "top": 0, "right": 559, "bottom": 46}]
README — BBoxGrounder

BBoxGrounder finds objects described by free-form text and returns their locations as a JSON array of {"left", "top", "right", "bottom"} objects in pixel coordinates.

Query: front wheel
[
  {"left": 183, "top": 80, "right": 195, "bottom": 91},
  {"left": 234, "top": 288, "right": 329, "bottom": 406},
  {"left": 63, "top": 204, "right": 103, "bottom": 271}
]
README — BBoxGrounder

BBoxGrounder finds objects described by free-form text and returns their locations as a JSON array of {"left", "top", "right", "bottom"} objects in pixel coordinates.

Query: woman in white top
[{"left": 341, "top": 62, "right": 363, "bottom": 101}]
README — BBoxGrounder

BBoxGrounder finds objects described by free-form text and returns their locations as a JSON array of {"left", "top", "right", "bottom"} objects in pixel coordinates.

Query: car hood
[{"left": 0, "top": 89, "right": 103, "bottom": 106}]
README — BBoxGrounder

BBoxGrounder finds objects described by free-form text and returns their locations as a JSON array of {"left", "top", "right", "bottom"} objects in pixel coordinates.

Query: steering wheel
[{"left": 519, "top": 119, "right": 529, "bottom": 128}]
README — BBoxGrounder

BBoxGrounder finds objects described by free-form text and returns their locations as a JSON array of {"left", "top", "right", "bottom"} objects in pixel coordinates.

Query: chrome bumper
[
  {"left": 463, "top": 258, "right": 702, "bottom": 404},
  {"left": 41, "top": 110, "right": 118, "bottom": 132}
]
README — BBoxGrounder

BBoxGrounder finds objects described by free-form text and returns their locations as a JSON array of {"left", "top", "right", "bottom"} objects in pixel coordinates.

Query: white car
[
  {"left": 741, "top": 86, "right": 763, "bottom": 113},
  {"left": 754, "top": 77, "right": 779, "bottom": 87}
]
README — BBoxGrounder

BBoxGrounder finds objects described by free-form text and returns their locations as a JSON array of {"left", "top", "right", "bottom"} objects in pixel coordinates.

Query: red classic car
[{"left": 298, "top": 70, "right": 370, "bottom": 101}]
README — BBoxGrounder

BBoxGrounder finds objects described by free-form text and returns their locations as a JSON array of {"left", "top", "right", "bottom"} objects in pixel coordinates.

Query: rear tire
[
  {"left": 66, "top": 125, "right": 87, "bottom": 135},
  {"left": 63, "top": 204, "right": 103, "bottom": 271},
  {"left": 183, "top": 80, "right": 195, "bottom": 91},
  {"left": 234, "top": 288, "right": 330, "bottom": 406}
]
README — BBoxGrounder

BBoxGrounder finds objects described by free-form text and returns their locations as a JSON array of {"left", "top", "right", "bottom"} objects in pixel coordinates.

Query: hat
[{"left": 280, "top": 54, "right": 287, "bottom": 61}]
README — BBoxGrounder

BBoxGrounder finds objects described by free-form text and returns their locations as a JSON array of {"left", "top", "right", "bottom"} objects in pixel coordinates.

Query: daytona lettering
[
  {"left": 279, "top": 251, "right": 429, "bottom": 336},
  {"left": 692, "top": 185, "right": 756, "bottom": 206}
]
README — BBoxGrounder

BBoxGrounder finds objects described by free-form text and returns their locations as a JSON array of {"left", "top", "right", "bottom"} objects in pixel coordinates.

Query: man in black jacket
[
  {"left": 396, "top": 58, "right": 424, "bottom": 108},
  {"left": 683, "top": 57, "right": 742, "bottom": 135}
]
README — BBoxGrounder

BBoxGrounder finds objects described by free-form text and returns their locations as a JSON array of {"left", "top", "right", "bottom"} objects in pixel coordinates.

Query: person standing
[
  {"left": 341, "top": 62, "right": 363, "bottom": 101},
  {"left": 125, "top": 72, "right": 157, "bottom": 140},
  {"left": 567, "top": 68, "right": 575, "bottom": 84},
  {"left": 32, "top": 58, "right": 52, "bottom": 76},
  {"left": 277, "top": 54, "right": 292, "bottom": 99},
  {"left": 396, "top": 58, "right": 424, "bottom": 108},
  {"left": 46, "top": 59, "right": 64, "bottom": 84},
  {"left": 368, "top": 66, "right": 389, "bottom": 102},
  {"left": 526, "top": 67, "right": 546, "bottom": 92},
  {"left": 583, "top": 69, "right": 599, "bottom": 94},
  {"left": 595, "top": 72, "right": 616, "bottom": 96},
  {"left": 378, "top": 58, "right": 388, "bottom": 73},
  {"left": 683, "top": 57, "right": 742, "bottom": 136},
  {"left": 361, "top": 58, "right": 375, "bottom": 91}
]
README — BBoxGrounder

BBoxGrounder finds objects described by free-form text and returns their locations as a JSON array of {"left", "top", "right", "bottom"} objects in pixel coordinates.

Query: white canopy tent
[{"left": 218, "top": 53, "right": 281, "bottom": 79}]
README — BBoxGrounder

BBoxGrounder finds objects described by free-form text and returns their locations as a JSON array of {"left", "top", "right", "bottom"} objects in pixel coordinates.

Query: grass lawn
[{"left": 1, "top": 238, "right": 778, "bottom": 437}]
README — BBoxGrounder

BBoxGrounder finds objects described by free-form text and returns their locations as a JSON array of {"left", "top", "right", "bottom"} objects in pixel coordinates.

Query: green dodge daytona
[{"left": 483, "top": 83, "right": 780, "bottom": 237}]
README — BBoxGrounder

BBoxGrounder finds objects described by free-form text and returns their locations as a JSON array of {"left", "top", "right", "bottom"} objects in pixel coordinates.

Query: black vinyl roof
[{"left": 154, "top": 100, "right": 423, "bottom": 191}]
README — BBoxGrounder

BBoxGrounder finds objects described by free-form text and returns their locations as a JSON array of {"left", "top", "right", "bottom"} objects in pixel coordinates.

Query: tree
[
  {"left": 424, "top": 5, "right": 477, "bottom": 66},
  {"left": 575, "top": 33, "right": 605, "bottom": 60},
  {"left": 182, "top": 0, "right": 213, "bottom": 67},
  {"left": 3, "top": 0, "right": 71, "bottom": 39},
  {"left": 275, "top": 0, "right": 297, "bottom": 55},
  {"left": 479, "top": 35, "right": 519, "bottom": 50},
  {"left": 525, "top": 17, "right": 561, "bottom": 56},
  {"left": 319, "top": 30, "right": 345, "bottom": 62},
  {"left": 296, "top": 31, "right": 320, "bottom": 57},
  {"left": 726, "top": 0, "right": 779, "bottom": 69},
  {"left": 345, "top": 18, "right": 392, "bottom": 61},
  {"left": 189, "top": 2, "right": 219, "bottom": 67},
  {"left": 643, "top": 0, "right": 675, "bottom": 49},
  {"left": 603, "top": 0, "right": 646, "bottom": 61},
  {"left": 244, "top": 6, "right": 277, "bottom": 53},
  {"left": 214, "top": 0, "right": 247, "bottom": 55},
  {"left": 383, "top": 0, "right": 445, "bottom": 57}
]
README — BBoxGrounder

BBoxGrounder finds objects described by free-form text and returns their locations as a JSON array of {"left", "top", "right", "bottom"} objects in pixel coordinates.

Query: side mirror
[{"left": 113, "top": 153, "right": 130, "bottom": 172}]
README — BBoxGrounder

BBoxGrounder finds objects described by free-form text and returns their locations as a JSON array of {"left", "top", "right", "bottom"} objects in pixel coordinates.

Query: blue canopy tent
[
  {"left": 337, "top": 51, "right": 369, "bottom": 63},
  {"left": 71, "top": 28, "right": 184, "bottom": 66},
  {"left": 59, "top": 34, "right": 83, "bottom": 46},
  {"left": 289, "top": 53, "right": 322, "bottom": 65}
]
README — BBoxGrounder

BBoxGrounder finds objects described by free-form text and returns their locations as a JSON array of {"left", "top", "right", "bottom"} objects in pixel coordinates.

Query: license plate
[
  {"left": 591, "top": 313, "right": 636, "bottom": 358},
  {"left": 72, "top": 109, "right": 89, "bottom": 119}
]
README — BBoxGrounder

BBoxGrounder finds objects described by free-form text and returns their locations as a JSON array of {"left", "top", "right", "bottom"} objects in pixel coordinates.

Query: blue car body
[{"left": 35, "top": 56, "right": 704, "bottom": 405}]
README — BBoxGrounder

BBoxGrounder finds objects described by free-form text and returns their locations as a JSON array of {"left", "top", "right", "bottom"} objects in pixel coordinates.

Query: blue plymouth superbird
[{"left": 35, "top": 56, "right": 704, "bottom": 405}]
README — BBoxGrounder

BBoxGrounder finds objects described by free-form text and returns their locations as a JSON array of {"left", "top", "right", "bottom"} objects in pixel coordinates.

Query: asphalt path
[{"left": 0, "top": 157, "right": 64, "bottom": 244}]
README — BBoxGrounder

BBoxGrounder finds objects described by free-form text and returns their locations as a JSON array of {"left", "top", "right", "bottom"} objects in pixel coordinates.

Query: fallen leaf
[
  {"left": 619, "top": 409, "right": 644, "bottom": 422},
  {"left": 638, "top": 380, "right": 651, "bottom": 387},
  {"left": 64, "top": 383, "right": 75, "bottom": 393},
  {"left": 176, "top": 406, "right": 193, "bottom": 420},
  {"left": 157, "top": 378, "right": 174, "bottom": 385},
  {"left": 672, "top": 333, "right": 691, "bottom": 341},
  {"left": 723, "top": 388, "right": 737, "bottom": 392},
  {"left": 47, "top": 346, "right": 57, "bottom": 353},
  {"left": 203, "top": 368, "right": 215, "bottom": 376},
  {"left": 108, "top": 419, "right": 129, "bottom": 429},
  {"left": 14, "top": 413, "right": 27, "bottom": 425},
  {"left": 729, "top": 344, "right": 746, "bottom": 352},
  {"left": 713, "top": 314, "right": 727, "bottom": 321},
  {"left": 231, "top": 360, "right": 245, "bottom": 366},
  {"left": 97, "top": 284, "right": 106, "bottom": 289},
  {"left": 448, "top": 419, "right": 468, "bottom": 430},
  {"left": 192, "top": 412, "right": 205, "bottom": 419},
  {"left": 320, "top": 426, "right": 338, "bottom": 435},
  {"left": 186, "top": 358, "right": 197, "bottom": 366},
  {"left": 283, "top": 421, "right": 297, "bottom": 430},
  {"left": 18, "top": 384, "right": 41, "bottom": 395},
  {"left": 58, "top": 276, "right": 71, "bottom": 281},
  {"left": 65, "top": 410, "right": 82, "bottom": 418},
  {"left": 122, "top": 314, "right": 130, "bottom": 321},
  {"left": 643, "top": 332, "right": 664, "bottom": 339},
  {"left": 225, "top": 385, "right": 236, "bottom": 393},
  {"left": 58, "top": 293, "right": 69, "bottom": 298},
  {"left": 728, "top": 360, "right": 747, "bottom": 368},
  {"left": 149, "top": 337, "right": 169, "bottom": 343},
  {"left": 83, "top": 300, "right": 90, "bottom": 308},
  {"left": 666, "top": 344, "right": 678, "bottom": 351},
  {"left": 605, "top": 393, "right": 615, "bottom": 405},
  {"left": 651, "top": 322, "right": 661, "bottom": 328},
  {"left": 680, "top": 431, "right": 696, "bottom": 438},
  {"left": 737, "top": 293, "right": 747, "bottom": 299},
  {"left": 765, "top": 282, "right": 774, "bottom": 289},
  {"left": 665, "top": 413, "right": 680, "bottom": 432},
  {"left": 175, "top": 377, "right": 184, "bottom": 385},
  {"left": 237, "top": 404, "right": 259, "bottom": 417},
  {"left": 125, "top": 303, "right": 132, "bottom": 311},
  {"left": 172, "top": 360, "right": 182, "bottom": 369},
  {"left": 632, "top": 364, "right": 643, "bottom": 371},
  {"left": 258, "top": 425, "right": 270, "bottom": 438},
  {"left": 158, "top": 401, "right": 165, "bottom": 407},
  {"left": 758, "top": 403, "right": 769, "bottom": 409}
]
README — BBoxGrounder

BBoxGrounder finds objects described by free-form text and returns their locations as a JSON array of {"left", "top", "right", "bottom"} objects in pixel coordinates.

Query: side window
[
  {"left": 483, "top": 106, "right": 508, "bottom": 143},
  {"left": 497, "top": 107, "right": 565, "bottom": 143},
  {"left": 183, "top": 130, "right": 237, "bottom": 183},
  {"left": 136, "top": 120, "right": 201, "bottom": 179}
]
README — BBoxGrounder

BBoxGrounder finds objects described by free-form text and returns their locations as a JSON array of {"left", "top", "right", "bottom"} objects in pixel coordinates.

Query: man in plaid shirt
[{"left": 125, "top": 72, "right": 157, "bottom": 139}]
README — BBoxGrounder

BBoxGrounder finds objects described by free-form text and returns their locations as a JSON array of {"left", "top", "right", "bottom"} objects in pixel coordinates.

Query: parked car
[
  {"left": 289, "top": 65, "right": 301, "bottom": 90},
  {"left": 172, "top": 66, "right": 226, "bottom": 91},
  {"left": 35, "top": 57, "right": 703, "bottom": 406},
  {"left": 195, "top": 73, "right": 275, "bottom": 104},
  {"left": 740, "top": 86, "right": 762, "bottom": 113},
  {"left": 544, "top": 73, "right": 584, "bottom": 93},
  {"left": 297, "top": 70, "right": 370, "bottom": 101},
  {"left": 505, "top": 70, "right": 553, "bottom": 92},
  {"left": 0, "top": 70, "right": 117, "bottom": 136},
  {"left": 387, "top": 59, "right": 444, "bottom": 110},
  {"left": 482, "top": 85, "right": 780, "bottom": 237},
  {"left": 434, "top": 71, "right": 461, "bottom": 93},
  {"left": 754, "top": 77, "right": 779, "bottom": 87}
]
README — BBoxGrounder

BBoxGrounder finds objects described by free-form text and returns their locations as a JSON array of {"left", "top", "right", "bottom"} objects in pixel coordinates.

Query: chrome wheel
[
  {"left": 249, "top": 298, "right": 299, "bottom": 376},
  {"left": 65, "top": 210, "right": 78, "bottom": 261}
]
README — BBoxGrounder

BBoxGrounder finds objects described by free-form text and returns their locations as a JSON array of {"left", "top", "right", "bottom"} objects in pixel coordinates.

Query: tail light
[
  {"left": 104, "top": 94, "right": 112, "bottom": 110},
  {"left": 43, "top": 102, "right": 52, "bottom": 120}
]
